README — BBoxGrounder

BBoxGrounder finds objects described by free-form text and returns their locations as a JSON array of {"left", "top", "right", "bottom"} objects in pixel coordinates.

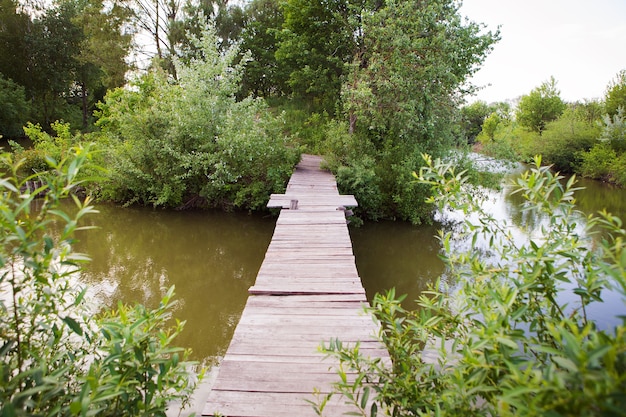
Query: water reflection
[
  {"left": 73, "top": 204, "right": 275, "bottom": 365},
  {"left": 574, "top": 177, "right": 626, "bottom": 220},
  {"left": 351, "top": 222, "right": 444, "bottom": 306}
]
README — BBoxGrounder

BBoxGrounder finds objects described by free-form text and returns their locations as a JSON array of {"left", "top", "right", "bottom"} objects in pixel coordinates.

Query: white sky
[{"left": 460, "top": 0, "right": 626, "bottom": 104}]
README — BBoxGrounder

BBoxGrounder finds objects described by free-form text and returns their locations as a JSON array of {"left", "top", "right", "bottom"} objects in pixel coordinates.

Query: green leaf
[
  {"left": 360, "top": 386, "right": 370, "bottom": 410},
  {"left": 552, "top": 356, "right": 578, "bottom": 373},
  {"left": 370, "top": 402, "right": 378, "bottom": 417},
  {"left": 69, "top": 400, "right": 82, "bottom": 415},
  {"left": 63, "top": 316, "right": 84, "bottom": 336}
]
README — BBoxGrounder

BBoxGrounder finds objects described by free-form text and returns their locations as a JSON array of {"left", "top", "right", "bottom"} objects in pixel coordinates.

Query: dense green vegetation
[
  {"left": 0, "top": 149, "right": 199, "bottom": 415},
  {"left": 465, "top": 71, "right": 626, "bottom": 186},
  {"left": 319, "top": 155, "right": 626, "bottom": 416},
  {"left": 93, "top": 27, "right": 300, "bottom": 210},
  {"left": 1, "top": 0, "right": 498, "bottom": 221}
]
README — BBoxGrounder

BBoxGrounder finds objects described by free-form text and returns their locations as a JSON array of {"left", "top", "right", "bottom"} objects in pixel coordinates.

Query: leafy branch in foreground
[
  {"left": 320, "top": 155, "right": 626, "bottom": 416},
  {"left": 0, "top": 147, "right": 199, "bottom": 416}
]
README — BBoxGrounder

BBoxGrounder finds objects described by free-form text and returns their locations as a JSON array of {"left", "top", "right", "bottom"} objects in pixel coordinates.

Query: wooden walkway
[{"left": 202, "top": 155, "right": 387, "bottom": 417}]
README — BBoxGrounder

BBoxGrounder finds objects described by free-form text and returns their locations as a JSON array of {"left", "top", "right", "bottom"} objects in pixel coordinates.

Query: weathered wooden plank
[
  {"left": 255, "top": 268, "right": 360, "bottom": 278},
  {"left": 263, "top": 251, "right": 355, "bottom": 258},
  {"left": 253, "top": 278, "right": 361, "bottom": 285},
  {"left": 248, "top": 287, "right": 366, "bottom": 296},
  {"left": 261, "top": 254, "right": 356, "bottom": 260},
  {"left": 237, "top": 313, "right": 375, "bottom": 325},
  {"left": 204, "top": 391, "right": 356, "bottom": 417},
  {"left": 221, "top": 350, "right": 384, "bottom": 363},
  {"left": 224, "top": 343, "right": 388, "bottom": 357},
  {"left": 243, "top": 303, "right": 369, "bottom": 312},
  {"left": 244, "top": 294, "right": 368, "bottom": 305},
  {"left": 235, "top": 320, "right": 377, "bottom": 331},
  {"left": 268, "top": 195, "right": 358, "bottom": 209},
  {"left": 211, "top": 375, "right": 347, "bottom": 394}
]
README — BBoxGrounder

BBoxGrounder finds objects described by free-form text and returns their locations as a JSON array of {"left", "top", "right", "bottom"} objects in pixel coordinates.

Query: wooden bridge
[{"left": 202, "top": 154, "right": 388, "bottom": 417}]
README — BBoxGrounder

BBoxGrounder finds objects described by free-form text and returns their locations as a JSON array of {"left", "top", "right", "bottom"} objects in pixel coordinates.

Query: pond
[{"left": 71, "top": 164, "right": 626, "bottom": 365}]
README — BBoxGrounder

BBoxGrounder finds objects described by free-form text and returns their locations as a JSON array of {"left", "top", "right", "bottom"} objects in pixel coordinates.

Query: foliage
[
  {"left": 320, "top": 155, "right": 626, "bottom": 416},
  {"left": 9, "top": 121, "right": 79, "bottom": 178},
  {"left": 605, "top": 69, "right": 626, "bottom": 117},
  {"left": 95, "top": 25, "right": 300, "bottom": 210},
  {"left": 459, "top": 101, "right": 491, "bottom": 144},
  {"left": 0, "top": 147, "right": 198, "bottom": 416},
  {"left": 478, "top": 136, "right": 520, "bottom": 162},
  {"left": 532, "top": 107, "right": 599, "bottom": 172},
  {"left": 29, "top": 2, "right": 86, "bottom": 127},
  {"left": 478, "top": 100, "right": 606, "bottom": 176},
  {"left": 0, "top": 0, "right": 132, "bottom": 131},
  {"left": 516, "top": 76, "right": 567, "bottom": 135},
  {"left": 598, "top": 108, "right": 626, "bottom": 152},
  {"left": 239, "top": 0, "right": 287, "bottom": 98},
  {"left": 573, "top": 99, "right": 606, "bottom": 125},
  {"left": 71, "top": 0, "right": 133, "bottom": 128},
  {"left": 0, "top": 0, "right": 31, "bottom": 101},
  {"left": 579, "top": 142, "right": 618, "bottom": 182},
  {"left": 579, "top": 108, "right": 626, "bottom": 185},
  {"left": 0, "top": 74, "right": 30, "bottom": 138},
  {"left": 275, "top": 0, "right": 359, "bottom": 114},
  {"left": 480, "top": 111, "right": 501, "bottom": 141},
  {"left": 77, "top": 288, "right": 199, "bottom": 416},
  {"left": 326, "top": 0, "right": 499, "bottom": 224}
]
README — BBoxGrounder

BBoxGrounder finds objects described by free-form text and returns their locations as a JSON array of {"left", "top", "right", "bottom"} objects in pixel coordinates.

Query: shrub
[
  {"left": 7, "top": 121, "right": 79, "bottom": 179},
  {"left": 598, "top": 108, "right": 626, "bottom": 153},
  {"left": 579, "top": 142, "right": 617, "bottom": 181},
  {"left": 611, "top": 152, "right": 626, "bottom": 186},
  {"left": 96, "top": 25, "right": 300, "bottom": 210},
  {"left": 0, "top": 147, "right": 199, "bottom": 416},
  {"left": 538, "top": 110, "right": 599, "bottom": 172},
  {"left": 319, "top": 155, "right": 626, "bottom": 416}
]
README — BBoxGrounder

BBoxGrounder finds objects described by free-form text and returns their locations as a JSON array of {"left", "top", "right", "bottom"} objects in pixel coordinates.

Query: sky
[{"left": 460, "top": 0, "right": 626, "bottom": 104}]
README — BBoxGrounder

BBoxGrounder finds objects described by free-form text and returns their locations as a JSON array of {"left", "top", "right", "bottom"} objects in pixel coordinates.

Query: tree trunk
[
  {"left": 349, "top": 111, "right": 356, "bottom": 134},
  {"left": 81, "top": 82, "right": 88, "bottom": 129}
]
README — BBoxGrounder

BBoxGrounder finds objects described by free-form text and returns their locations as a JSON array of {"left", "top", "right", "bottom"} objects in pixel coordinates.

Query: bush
[
  {"left": 0, "top": 74, "right": 30, "bottom": 138},
  {"left": 0, "top": 147, "right": 199, "bottom": 416},
  {"left": 598, "top": 108, "right": 626, "bottom": 153},
  {"left": 538, "top": 111, "right": 599, "bottom": 172},
  {"left": 611, "top": 152, "right": 626, "bottom": 185},
  {"left": 319, "top": 155, "right": 626, "bottom": 416},
  {"left": 96, "top": 25, "right": 300, "bottom": 210},
  {"left": 579, "top": 142, "right": 617, "bottom": 181}
]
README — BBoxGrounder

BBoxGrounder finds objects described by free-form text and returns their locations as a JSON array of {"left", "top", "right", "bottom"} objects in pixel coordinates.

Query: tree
[
  {"left": 320, "top": 155, "right": 626, "bottom": 416},
  {"left": 72, "top": 0, "right": 133, "bottom": 128},
  {"left": 326, "top": 0, "right": 499, "bottom": 224},
  {"left": 481, "top": 111, "right": 501, "bottom": 141},
  {"left": 128, "top": 0, "right": 185, "bottom": 74},
  {"left": 459, "top": 101, "right": 491, "bottom": 143},
  {"left": 0, "top": 0, "right": 31, "bottom": 92},
  {"left": 239, "top": 0, "right": 286, "bottom": 98},
  {"left": 0, "top": 0, "right": 132, "bottom": 130},
  {"left": 516, "top": 76, "right": 566, "bottom": 135},
  {"left": 605, "top": 69, "right": 626, "bottom": 117},
  {"left": 275, "top": 0, "right": 359, "bottom": 113},
  {"left": 128, "top": 0, "right": 246, "bottom": 77},
  {"left": 0, "top": 74, "right": 30, "bottom": 137}
]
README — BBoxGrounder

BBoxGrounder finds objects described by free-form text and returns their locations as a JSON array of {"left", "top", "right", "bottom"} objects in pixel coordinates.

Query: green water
[
  {"left": 71, "top": 172, "right": 626, "bottom": 364},
  {"left": 74, "top": 207, "right": 276, "bottom": 365}
]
